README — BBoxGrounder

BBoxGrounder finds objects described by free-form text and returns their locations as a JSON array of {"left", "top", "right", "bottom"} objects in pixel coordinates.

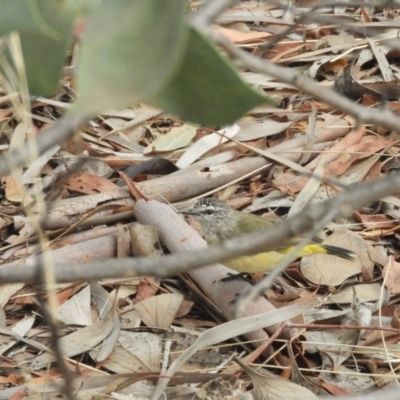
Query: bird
[{"left": 181, "top": 198, "right": 355, "bottom": 274}]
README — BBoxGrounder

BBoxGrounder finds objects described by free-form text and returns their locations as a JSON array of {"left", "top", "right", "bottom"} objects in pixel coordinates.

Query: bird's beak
[{"left": 179, "top": 209, "right": 197, "bottom": 215}]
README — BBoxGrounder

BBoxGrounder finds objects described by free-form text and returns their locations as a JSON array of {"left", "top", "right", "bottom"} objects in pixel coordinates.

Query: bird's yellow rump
[{"left": 182, "top": 198, "right": 355, "bottom": 274}]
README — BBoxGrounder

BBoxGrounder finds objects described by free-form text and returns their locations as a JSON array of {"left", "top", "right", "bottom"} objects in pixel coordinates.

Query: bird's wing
[
  {"left": 234, "top": 211, "right": 300, "bottom": 249},
  {"left": 234, "top": 211, "right": 274, "bottom": 234},
  {"left": 225, "top": 251, "right": 286, "bottom": 273}
]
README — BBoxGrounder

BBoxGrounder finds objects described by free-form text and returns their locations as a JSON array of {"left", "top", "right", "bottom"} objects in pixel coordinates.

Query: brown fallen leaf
[
  {"left": 100, "top": 330, "right": 161, "bottom": 374},
  {"left": 273, "top": 125, "right": 365, "bottom": 194},
  {"left": 215, "top": 26, "right": 272, "bottom": 44},
  {"left": 61, "top": 173, "right": 119, "bottom": 194},
  {"left": 234, "top": 356, "right": 318, "bottom": 400},
  {"left": 5, "top": 175, "right": 24, "bottom": 203},
  {"left": 135, "top": 292, "right": 183, "bottom": 329},
  {"left": 300, "top": 228, "right": 376, "bottom": 287},
  {"left": 30, "top": 302, "right": 116, "bottom": 370},
  {"left": 353, "top": 211, "right": 398, "bottom": 230},
  {"left": 383, "top": 256, "right": 400, "bottom": 295}
]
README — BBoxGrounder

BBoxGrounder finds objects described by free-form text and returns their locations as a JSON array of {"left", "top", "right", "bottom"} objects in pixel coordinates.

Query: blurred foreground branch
[{"left": 0, "top": 172, "right": 398, "bottom": 284}]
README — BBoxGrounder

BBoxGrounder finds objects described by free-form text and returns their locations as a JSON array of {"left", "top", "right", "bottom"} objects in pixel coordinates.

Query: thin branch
[{"left": 0, "top": 172, "right": 399, "bottom": 284}]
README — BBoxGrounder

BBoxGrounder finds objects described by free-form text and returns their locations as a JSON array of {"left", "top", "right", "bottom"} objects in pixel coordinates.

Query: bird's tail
[
  {"left": 277, "top": 243, "right": 356, "bottom": 260},
  {"left": 279, "top": 244, "right": 356, "bottom": 260},
  {"left": 319, "top": 244, "right": 356, "bottom": 260}
]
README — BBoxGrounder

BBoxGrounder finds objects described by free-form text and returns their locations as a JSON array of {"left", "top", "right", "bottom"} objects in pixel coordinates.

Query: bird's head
[{"left": 180, "top": 198, "right": 236, "bottom": 241}]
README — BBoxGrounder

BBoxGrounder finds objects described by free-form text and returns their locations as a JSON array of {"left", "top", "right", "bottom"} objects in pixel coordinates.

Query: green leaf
[
  {"left": 0, "top": 0, "right": 77, "bottom": 96},
  {"left": 148, "top": 27, "right": 268, "bottom": 126},
  {"left": 74, "top": 0, "right": 187, "bottom": 115}
]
